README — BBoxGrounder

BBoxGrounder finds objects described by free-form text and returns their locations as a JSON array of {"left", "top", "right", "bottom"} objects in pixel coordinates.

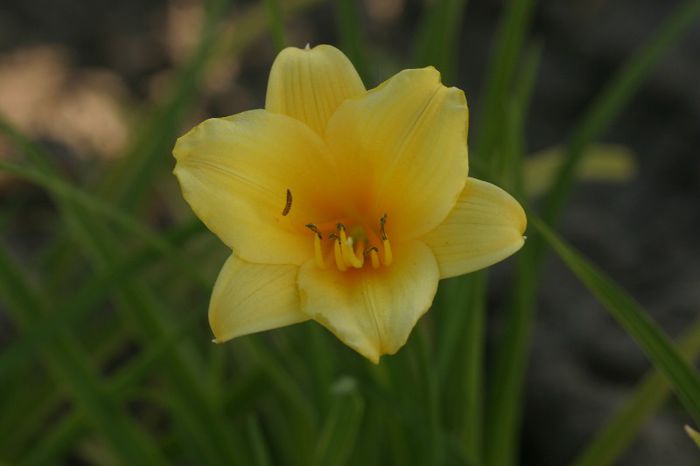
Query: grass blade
[
  {"left": 473, "top": 0, "right": 535, "bottom": 175},
  {"left": 0, "top": 156, "right": 209, "bottom": 288},
  {"left": 434, "top": 272, "right": 486, "bottom": 464},
  {"left": 0, "top": 244, "right": 167, "bottom": 466},
  {"left": 480, "top": 43, "right": 540, "bottom": 466},
  {"left": 0, "top": 219, "right": 204, "bottom": 378},
  {"left": 103, "top": 0, "right": 229, "bottom": 210},
  {"left": 496, "top": 42, "right": 541, "bottom": 193},
  {"left": 483, "top": 247, "right": 537, "bottom": 466},
  {"left": 264, "top": 0, "right": 287, "bottom": 51},
  {"left": 486, "top": 3, "right": 700, "bottom": 463},
  {"left": 334, "top": 0, "right": 369, "bottom": 82},
  {"left": 2, "top": 117, "right": 245, "bottom": 464},
  {"left": 534, "top": 217, "right": 700, "bottom": 424},
  {"left": 571, "top": 317, "right": 700, "bottom": 466},
  {"left": 312, "top": 378, "right": 365, "bottom": 466},
  {"left": 414, "top": 0, "right": 469, "bottom": 83},
  {"left": 247, "top": 415, "right": 273, "bottom": 466},
  {"left": 18, "top": 308, "right": 204, "bottom": 465},
  {"left": 459, "top": 273, "right": 486, "bottom": 463},
  {"left": 541, "top": 0, "right": 700, "bottom": 227}
]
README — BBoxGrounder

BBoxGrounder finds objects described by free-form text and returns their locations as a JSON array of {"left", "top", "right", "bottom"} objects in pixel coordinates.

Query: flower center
[{"left": 305, "top": 214, "right": 393, "bottom": 272}]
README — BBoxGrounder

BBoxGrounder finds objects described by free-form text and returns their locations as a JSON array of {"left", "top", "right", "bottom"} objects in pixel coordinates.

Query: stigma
[{"left": 305, "top": 215, "right": 393, "bottom": 272}]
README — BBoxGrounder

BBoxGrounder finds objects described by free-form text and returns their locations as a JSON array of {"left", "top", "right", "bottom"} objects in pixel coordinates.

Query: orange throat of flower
[{"left": 305, "top": 214, "right": 393, "bottom": 272}]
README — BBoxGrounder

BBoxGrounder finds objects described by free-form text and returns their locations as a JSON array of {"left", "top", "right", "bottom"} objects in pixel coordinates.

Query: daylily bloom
[{"left": 173, "top": 44, "right": 526, "bottom": 363}]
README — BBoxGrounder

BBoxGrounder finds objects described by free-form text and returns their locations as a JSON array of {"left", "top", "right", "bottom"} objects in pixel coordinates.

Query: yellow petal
[
  {"left": 423, "top": 178, "right": 526, "bottom": 279},
  {"left": 209, "top": 254, "right": 307, "bottom": 342},
  {"left": 173, "top": 110, "right": 339, "bottom": 265},
  {"left": 297, "top": 240, "right": 439, "bottom": 363},
  {"left": 266, "top": 44, "right": 366, "bottom": 135},
  {"left": 325, "top": 67, "right": 469, "bottom": 239}
]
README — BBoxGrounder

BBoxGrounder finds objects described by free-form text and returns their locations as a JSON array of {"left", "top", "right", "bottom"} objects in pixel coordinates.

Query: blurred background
[{"left": 1, "top": 0, "right": 699, "bottom": 465}]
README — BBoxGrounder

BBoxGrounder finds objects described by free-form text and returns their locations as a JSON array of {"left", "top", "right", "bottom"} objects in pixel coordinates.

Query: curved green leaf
[{"left": 534, "top": 217, "right": 700, "bottom": 424}]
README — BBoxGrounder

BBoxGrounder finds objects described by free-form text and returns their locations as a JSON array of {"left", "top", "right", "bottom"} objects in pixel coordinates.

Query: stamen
[
  {"left": 354, "top": 240, "right": 365, "bottom": 267},
  {"left": 379, "top": 214, "right": 393, "bottom": 266},
  {"left": 365, "top": 246, "right": 380, "bottom": 269},
  {"left": 306, "top": 219, "right": 393, "bottom": 271},
  {"left": 314, "top": 237, "right": 326, "bottom": 268},
  {"left": 282, "top": 189, "right": 292, "bottom": 216},
  {"left": 331, "top": 234, "right": 347, "bottom": 272},
  {"left": 305, "top": 224, "right": 325, "bottom": 269},
  {"left": 382, "top": 239, "right": 393, "bottom": 266},
  {"left": 379, "top": 214, "right": 388, "bottom": 240}
]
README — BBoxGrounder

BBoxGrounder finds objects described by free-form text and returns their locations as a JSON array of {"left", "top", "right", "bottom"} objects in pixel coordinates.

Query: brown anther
[
  {"left": 379, "top": 214, "right": 388, "bottom": 240},
  {"left": 282, "top": 189, "right": 293, "bottom": 216},
  {"left": 336, "top": 223, "right": 346, "bottom": 232},
  {"left": 328, "top": 233, "right": 340, "bottom": 243},
  {"left": 305, "top": 223, "right": 322, "bottom": 239},
  {"left": 364, "top": 246, "right": 379, "bottom": 256}
]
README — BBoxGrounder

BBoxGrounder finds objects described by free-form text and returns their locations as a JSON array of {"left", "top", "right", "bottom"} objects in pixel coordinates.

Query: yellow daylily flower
[{"left": 173, "top": 44, "right": 526, "bottom": 363}]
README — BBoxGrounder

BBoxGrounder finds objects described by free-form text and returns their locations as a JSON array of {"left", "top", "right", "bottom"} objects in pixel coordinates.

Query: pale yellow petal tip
[
  {"left": 367, "top": 341, "right": 414, "bottom": 364},
  {"left": 516, "top": 200, "right": 528, "bottom": 233},
  {"left": 366, "top": 354, "right": 381, "bottom": 365},
  {"left": 359, "top": 338, "right": 412, "bottom": 365},
  {"left": 209, "top": 317, "right": 237, "bottom": 345},
  {"left": 211, "top": 330, "right": 236, "bottom": 345},
  {"left": 369, "top": 349, "right": 384, "bottom": 364},
  {"left": 210, "top": 324, "right": 229, "bottom": 344}
]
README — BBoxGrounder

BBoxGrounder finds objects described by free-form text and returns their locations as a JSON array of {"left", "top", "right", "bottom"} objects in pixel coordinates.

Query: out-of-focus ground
[{"left": 1, "top": 0, "right": 699, "bottom": 464}]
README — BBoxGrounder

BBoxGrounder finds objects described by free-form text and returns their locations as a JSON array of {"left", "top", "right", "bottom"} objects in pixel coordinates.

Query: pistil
[{"left": 338, "top": 224, "right": 363, "bottom": 268}]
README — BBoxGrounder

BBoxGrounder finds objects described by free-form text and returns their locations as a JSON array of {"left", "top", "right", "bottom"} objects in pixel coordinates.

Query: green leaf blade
[{"left": 534, "top": 218, "right": 700, "bottom": 425}]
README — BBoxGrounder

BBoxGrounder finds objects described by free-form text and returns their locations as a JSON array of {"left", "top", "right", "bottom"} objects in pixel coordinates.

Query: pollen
[{"left": 306, "top": 215, "right": 392, "bottom": 272}]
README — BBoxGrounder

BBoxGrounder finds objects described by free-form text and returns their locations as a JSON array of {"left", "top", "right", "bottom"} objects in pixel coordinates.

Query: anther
[
  {"left": 365, "top": 246, "right": 380, "bottom": 269},
  {"left": 282, "top": 189, "right": 292, "bottom": 216},
  {"left": 379, "top": 214, "right": 393, "bottom": 266},
  {"left": 379, "top": 214, "right": 388, "bottom": 240},
  {"left": 305, "top": 223, "right": 322, "bottom": 239}
]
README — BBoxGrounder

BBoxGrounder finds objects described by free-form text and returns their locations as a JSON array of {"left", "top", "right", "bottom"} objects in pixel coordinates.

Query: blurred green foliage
[{"left": 1, "top": 0, "right": 700, "bottom": 465}]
